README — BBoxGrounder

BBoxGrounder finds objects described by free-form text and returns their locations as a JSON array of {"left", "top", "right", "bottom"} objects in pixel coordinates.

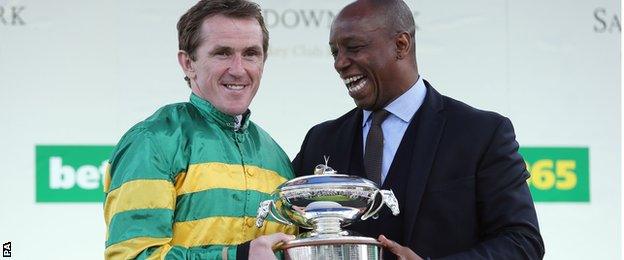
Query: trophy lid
[
  {"left": 280, "top": 160, "right": 378, "bottom": 191},
  {"left": 278, "top": 173, "right": 378, "bottom": 192}
]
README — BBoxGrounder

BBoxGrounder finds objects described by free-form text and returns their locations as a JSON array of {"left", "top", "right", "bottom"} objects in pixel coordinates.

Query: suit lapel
[
  {"left": 332, "top": 109, "right": 363, "bottom": 174},
  {"left": 403, "top": 82, "right": 446, "bottom": 243}
]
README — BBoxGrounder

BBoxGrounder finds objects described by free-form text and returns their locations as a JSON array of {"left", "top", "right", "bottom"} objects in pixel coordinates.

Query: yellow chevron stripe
[
  {"left": 105, "top": 237, "right": 171, "bottom": 260},
  {"left": 175, "top": 163, "right": 287, "bottom": 196},
  {"left": 104, "top": 179, "right": 176, "bottom": 225},
  {"left": 103, "top": 163, "right": 111, "bottom": 193},
  {"left": 146, "top": 244, "right": 173, "bottom": 260},
  {"left": 171, "top": 216, "right": 297, "bottom": 247}
]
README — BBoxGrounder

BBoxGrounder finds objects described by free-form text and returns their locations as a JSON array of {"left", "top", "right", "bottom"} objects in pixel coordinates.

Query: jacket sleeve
[
  {"left": 103, "top": 129, "right": 248, "bottom": 260},
  {"left": 292, "top": 125, "right": 315, "bottom": 177},
  {"left": 435, "top": 118, "right": 544, "bottom": 260}
]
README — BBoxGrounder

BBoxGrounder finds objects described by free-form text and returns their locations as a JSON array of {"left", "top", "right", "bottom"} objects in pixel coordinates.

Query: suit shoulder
[
  {"left": 441, "top": 95, "right": 508, "bottom": 126},
  {"left": 308, "top": 108, "right": 359, "bottom": 133}
]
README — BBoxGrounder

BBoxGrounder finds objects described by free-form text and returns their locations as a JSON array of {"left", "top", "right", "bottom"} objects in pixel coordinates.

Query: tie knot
[{"left": 371, "top": 109, "right": 389, "bottom": 126}]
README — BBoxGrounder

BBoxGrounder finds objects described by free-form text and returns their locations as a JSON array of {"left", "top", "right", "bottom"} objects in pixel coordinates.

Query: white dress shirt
[{"left": 362, "top": 76, "right": 427, "bottom": 184}]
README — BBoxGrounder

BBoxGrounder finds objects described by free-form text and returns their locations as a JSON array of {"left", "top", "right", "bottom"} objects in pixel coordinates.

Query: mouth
[
  {"left": 222, "top": 84, "right": 247, "bottom": 91},
  {"left": 343, "top": 74, "right": 367, "bottom": 95}
]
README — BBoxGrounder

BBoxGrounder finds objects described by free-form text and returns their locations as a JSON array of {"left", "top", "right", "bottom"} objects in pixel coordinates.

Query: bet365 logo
[
  {"left": 520, "top": 147, "right": 590, "bottom": 202},
  {"left": 36, "top": 145, "right": 114, "bottom": 202}
]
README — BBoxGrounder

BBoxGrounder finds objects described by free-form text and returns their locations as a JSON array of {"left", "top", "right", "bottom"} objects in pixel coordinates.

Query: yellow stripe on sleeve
[
  {"left": 175, "top": 163, "right": 287, "bottom": 196},
  {"left": 171, "top": 217, "right": 296, "bottom": 248},
  {"left": 105, "top": 237, "right": 171, "bottom": 260},
  {"left": 104, "top": 179, "right": 176, "bottom": 225}
]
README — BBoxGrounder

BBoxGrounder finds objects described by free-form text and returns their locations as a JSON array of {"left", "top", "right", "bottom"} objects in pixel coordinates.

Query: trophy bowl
[{"left": 256, "top": 164, "right": 400, "bottom": 260}]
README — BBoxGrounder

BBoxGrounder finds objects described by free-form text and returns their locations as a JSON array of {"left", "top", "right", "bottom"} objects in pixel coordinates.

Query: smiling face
[
  {"left": 330, "top": 5, "right": 407, "bottom": 111},
  {"left": 180, "top": 15, "right": 265, "bottom": 116}
]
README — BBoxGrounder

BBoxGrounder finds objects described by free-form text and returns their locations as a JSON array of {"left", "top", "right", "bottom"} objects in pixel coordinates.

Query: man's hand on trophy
[
  {"left": 249, "top": 233, "right": 295, "bottom": 260},
  {"left": 378, "top": 235, "right": 423, "bottom": 260}
]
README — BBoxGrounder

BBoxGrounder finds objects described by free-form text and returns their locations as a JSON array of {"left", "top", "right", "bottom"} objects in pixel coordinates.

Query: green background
[
  {"left": 520, "top": 147, "right": 590, "bottom": 202},
  {"left": 36, "top": 145, "right": 114, "bottom": 202},
  {"left": 35, "top": 146, "right": 590, "bottom": 203}
]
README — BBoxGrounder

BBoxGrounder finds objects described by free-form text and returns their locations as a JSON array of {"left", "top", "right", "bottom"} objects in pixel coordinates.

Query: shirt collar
[
  {"left": 190, "top": 93, "right": 250, "bottom": 131},
  {"left": 362, "top": 76, "right": 427, "bottom": 126}
]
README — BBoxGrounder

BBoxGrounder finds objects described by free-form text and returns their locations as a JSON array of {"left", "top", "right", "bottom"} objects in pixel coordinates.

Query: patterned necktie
[{"left": 364, "top": 109, "right": 390, "bottom": 185}]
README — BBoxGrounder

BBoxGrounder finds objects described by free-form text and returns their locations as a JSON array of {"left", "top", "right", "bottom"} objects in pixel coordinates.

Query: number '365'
[{"left": 526, "top": 160, "right": 576, "bottom": 190}]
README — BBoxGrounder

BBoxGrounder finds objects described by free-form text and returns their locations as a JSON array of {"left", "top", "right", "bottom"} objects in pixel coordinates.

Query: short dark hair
[
  {"left": 177, "top": 0, "right": 269, "bottom": 85},
  {"left": 368, "top": 0, "right": 416, "bottom": 52},
  {"left": 387, "top": 0, "right": 415, "bottom": 40}
]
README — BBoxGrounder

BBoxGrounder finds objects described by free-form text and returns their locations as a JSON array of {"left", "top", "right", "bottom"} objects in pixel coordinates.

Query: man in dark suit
[{"left": 292, "top": 0, "right": 544, "bottom": 259}]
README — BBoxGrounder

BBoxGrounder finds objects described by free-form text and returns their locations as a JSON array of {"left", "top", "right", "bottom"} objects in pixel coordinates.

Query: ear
[
  {"left": 394, "top": 32, "right": 411, "bottom": 60},
  {"left": 177, "top": 50, "right": 196, "bottom": 80}
]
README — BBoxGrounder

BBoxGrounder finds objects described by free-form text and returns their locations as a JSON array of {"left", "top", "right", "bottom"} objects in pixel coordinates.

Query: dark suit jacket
[{"left": 292, "top": 81, "right": 544, "bottom": 259}]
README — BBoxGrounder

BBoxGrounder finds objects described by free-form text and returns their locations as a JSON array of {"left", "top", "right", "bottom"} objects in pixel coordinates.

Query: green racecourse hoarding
[
  {"left": 35, "top": 145, "right": 113, "bottom": 202},
  {"left": 520, "top": 147, "right": 590, "bottom": 202},
  {"left": 35, "top": 145, "right": 590, "bottom": 203}
]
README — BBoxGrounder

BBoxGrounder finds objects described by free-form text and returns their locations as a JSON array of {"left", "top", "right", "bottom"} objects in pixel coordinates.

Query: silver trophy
[{"left": 256, "top": 158, "right": 400, "bottom": 260}]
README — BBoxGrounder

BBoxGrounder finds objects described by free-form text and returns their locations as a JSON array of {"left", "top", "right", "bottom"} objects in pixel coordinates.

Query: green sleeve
[{"left": 104, "top": 128, "right": 246, "bottom": 260}]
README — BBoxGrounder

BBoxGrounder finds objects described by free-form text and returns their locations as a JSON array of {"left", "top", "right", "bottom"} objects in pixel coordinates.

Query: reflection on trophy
[{"left": 256, "top": 158, "right": 400, "bottom": 260}]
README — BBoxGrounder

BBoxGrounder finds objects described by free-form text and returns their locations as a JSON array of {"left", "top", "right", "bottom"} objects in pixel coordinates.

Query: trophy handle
[
  {"left": 361, "top": 190, "right": 384, "bottom": 220},
  {"left": 379, "top": 190, "right": 400, "bottom": 216},
  {"left": 361, "top": 189, "right": 400, "bottom": 220},
  {"left": 256, "top": 200, "right": 294, "bottom": 228}
]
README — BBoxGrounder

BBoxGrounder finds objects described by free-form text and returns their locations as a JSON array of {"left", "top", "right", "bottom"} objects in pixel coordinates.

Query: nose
[
  {"left": 228, "top": 54, "right": 245, "bottom": 77},
  {"left": 333, "top": 51, "right": 350, "bottom": 74}
]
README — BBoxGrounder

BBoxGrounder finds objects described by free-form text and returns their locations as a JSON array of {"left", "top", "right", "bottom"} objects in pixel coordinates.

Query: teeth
[
  {"left": 343, "top": 75, "right": 364, "bottom": 84},
  {"left": 225, "top": 84, "right": 245, "bottom": 90},
  {"left": 348, "top": 78, "right": 367, "bottom": 93}
]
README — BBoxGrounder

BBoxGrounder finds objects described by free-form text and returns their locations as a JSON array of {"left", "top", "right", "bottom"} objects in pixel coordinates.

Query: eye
[
  {"left": 215, "top": 51, "right": 229, "bottom": 58},
  {"left": 244, "top": 49, "right": 261, "bottom": 57},
  {"left": 212, "top": 48, "right": 231, "bottom": 58},
  {"left": 347, "top": 45, "right": 364, "bottom": 52},
  {"left": 330, "top": 48, "right": 338, "bottom": 58}
]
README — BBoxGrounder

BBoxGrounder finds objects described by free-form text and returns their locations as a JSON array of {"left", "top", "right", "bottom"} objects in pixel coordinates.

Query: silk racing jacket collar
[{"left": 190, "top": 93, "right": 251, "bottom": 131}]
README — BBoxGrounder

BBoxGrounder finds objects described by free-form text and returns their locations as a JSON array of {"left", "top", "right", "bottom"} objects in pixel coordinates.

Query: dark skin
[
  {"left": 330, "top": 1, "right": 422, "bottom": 259},
  {"left": 329, "top": 0, "right": 418, "bottom": 111},
  {"left": 379, "top": 235, "right": 422, "bottom": 260}
]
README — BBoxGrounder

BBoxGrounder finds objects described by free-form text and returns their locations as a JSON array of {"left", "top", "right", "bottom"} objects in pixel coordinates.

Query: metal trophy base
[{"left": 282, "top": 236, "right": 382, "bottom": 260}]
